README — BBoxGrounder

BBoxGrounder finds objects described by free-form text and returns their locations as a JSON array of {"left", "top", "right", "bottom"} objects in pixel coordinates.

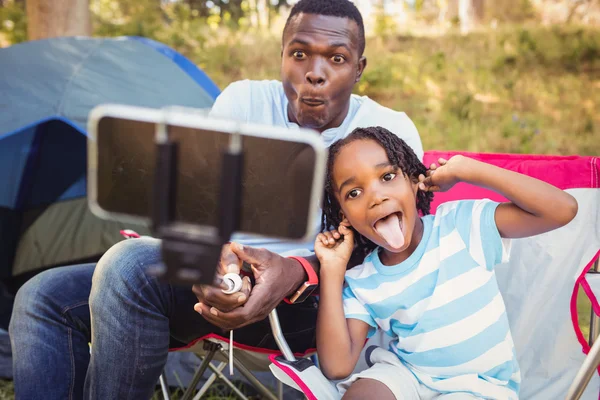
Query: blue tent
[{"left": 0, "top": 36, "right": 220, "bottom": 280}]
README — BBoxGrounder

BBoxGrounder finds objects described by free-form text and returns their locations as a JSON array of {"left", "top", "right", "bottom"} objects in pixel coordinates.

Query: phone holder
[{"left": 150, "top": 122, "right": 244, "bottom": 285}]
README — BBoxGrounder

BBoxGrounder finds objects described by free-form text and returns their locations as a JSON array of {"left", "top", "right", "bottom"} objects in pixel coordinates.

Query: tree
[
  {"left": 26, "top": 0, "right": 91, "bottom": 40},
  {"left": 458, "top": 0, "right": 484, "bottom": 33}
]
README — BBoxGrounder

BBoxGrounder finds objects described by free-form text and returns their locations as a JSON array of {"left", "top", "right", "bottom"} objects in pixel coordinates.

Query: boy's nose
[{"left": 369, "top": 193, "right": 389, "bottom": 209}]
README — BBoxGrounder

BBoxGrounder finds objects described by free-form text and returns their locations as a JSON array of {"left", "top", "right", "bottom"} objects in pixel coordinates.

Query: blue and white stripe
[{"left": 342, "top": 200, "right": 519, "bottom": 399}]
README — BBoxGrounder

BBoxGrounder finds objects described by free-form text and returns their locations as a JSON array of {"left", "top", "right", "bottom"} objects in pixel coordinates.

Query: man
[{"left": 10, "top": 0, "right": 423, "bottom": 398}]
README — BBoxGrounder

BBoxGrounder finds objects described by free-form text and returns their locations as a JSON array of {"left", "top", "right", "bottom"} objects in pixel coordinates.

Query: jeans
[{"left": 9, "top": 238, "right": 317, "bottom": 399}]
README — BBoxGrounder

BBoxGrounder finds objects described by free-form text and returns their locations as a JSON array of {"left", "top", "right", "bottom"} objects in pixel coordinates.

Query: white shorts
[{"left": 337, "top": 348, "right": 481, "bottom": 400}]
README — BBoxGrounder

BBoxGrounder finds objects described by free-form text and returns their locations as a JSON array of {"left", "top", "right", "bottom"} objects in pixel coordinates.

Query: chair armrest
[{"left": 268, "top": 309, "right": 296, "bottom": 362}]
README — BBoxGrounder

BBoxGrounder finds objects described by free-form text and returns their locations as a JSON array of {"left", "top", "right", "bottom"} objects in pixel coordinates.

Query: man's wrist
[
  {"left": 284, "top": 256, "right": 319, "bottom": 303},
  {"left": 286, "top": 257, "right": 308, "bottom": 297}
]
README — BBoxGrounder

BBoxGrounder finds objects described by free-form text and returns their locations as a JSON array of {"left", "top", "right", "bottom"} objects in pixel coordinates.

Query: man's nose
[{"left": 305, "top": 59, "right": 326, "bottom": 86}]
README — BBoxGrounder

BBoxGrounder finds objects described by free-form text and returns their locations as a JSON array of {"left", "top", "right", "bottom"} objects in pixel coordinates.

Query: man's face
[{"left": 281, "top": 13, "right": 366, "bottom": 132}]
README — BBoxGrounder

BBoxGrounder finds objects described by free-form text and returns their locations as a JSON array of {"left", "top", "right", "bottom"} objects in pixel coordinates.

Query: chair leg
[
  {"left": 193, "top": 361, "right": 227, "bottom": 399},
  {"left": 180, "top": 342, "right": 220, "bottom": 400},
  {"left": 159, "top": 372, "right": 171, "bottom": 400},
  {"left": 219, "top": 347, "right": 279, "bottom": 400},
  {"left": 191, "top": 360, "right": 250, "bottom": 400},
  {"left": 566, "top": 335, "right": 600, "bottom": 400},
  {"left": 277, "top": 379, "right": 283, "bottom": 400}
]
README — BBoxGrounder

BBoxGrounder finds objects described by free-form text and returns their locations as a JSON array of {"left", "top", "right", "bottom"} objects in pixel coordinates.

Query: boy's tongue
[{"left": 374, "top": 213, "right": 405, "bottom": 250}]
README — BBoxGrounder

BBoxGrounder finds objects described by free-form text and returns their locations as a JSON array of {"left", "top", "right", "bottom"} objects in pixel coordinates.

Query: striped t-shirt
[{"left": 343, "top": 199, "right": 520, "bottom": 399}]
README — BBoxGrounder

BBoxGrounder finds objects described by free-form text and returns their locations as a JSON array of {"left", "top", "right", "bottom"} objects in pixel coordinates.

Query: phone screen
[{"left": 94, "top": 116, "right": 319, "bottom": 240}]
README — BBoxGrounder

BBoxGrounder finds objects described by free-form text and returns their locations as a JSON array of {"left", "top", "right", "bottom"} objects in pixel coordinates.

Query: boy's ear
[
  {"left": 411, "top": 178, "right": 421, "bottom": 196},
  {"left": 339, "top": 212, "right": 352, "bottom": 227}
]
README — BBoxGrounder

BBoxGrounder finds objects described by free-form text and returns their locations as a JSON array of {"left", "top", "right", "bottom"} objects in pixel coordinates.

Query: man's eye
[
  {"left": 331, "top": 55, "right": 345, "bottom": 63},
  {"left": 293, "top": 51, "right": 306, "bottom": 59},
  {"left": 347, "top": 189, "right": 362, "bottom": 199},
  {"left": 383, "top": 173, "right": 396, "bottom": 182}
]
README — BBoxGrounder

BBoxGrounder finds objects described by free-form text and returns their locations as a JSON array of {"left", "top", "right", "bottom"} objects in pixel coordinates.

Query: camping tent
[{"left": 0, "top": 36, "right": 220, "bottom": 282}]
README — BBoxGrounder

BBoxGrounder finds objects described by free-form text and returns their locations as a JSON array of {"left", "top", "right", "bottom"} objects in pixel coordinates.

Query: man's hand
[
  {"left": 191, "top": 243, "right": 251, "bottom": 314},
  {"left": 193, "top": 243, "right": 306, "bottom": 331}
]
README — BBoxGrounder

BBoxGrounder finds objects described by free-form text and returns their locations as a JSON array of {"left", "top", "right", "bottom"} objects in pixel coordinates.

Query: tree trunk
[
  {"left": 459, "top": 0, "right": 484, "bottom": 34},
  {"left": 26, "top": 0, "right": 91, "bottom": 40},
  {"left": 256, "top": 0, "right": 268, "bottom": 29}
]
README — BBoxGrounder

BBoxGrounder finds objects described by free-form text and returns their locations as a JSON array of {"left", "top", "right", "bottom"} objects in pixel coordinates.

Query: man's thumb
[{"left": 230, "top": 242, "right": 264, "bottom": 267}]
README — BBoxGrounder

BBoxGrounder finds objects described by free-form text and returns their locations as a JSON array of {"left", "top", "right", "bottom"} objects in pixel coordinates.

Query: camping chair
[
  {"left": 121, "top": 227, "right": 313, "bottom": 399},
  {"left": 160, "top": 309, "right": 315, "bottom": 400},
  {"left": 268, "top": 151, "right": 600, "bottom": 400}
]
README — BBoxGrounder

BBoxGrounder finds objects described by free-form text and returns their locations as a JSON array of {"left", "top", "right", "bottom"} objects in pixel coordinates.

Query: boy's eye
[
  {"left": 383, "top": 173, "right": 396, "bottom": 182},
  {"left": 347, "top": 189, "right": 362, "bottom": 199},
  {"left": 293, "top": 50, "right": 306, "bottom": 59}
]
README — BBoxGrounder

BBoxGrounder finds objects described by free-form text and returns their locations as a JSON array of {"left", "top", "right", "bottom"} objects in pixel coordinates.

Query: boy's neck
[{"left": 379, "top": 217, "right": 425, "bottom": 266}]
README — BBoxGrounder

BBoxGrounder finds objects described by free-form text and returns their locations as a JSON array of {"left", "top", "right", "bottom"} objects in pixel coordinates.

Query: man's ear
[{"left": 355, "top": 56, "right": 367, "bottom": 82}]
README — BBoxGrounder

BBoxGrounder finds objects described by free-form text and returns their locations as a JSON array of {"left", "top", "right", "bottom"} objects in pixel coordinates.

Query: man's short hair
[{"left": 283, "top": 0, "right": 366, "bottom": 57}]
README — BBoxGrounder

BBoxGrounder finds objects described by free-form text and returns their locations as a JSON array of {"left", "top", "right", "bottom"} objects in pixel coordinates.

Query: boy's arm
[
  {"left": 425, "top": 156, "right": 578, "bottom": 238},
  {"left": 316, "top": 267, "right": 370, "bottom": 380}
]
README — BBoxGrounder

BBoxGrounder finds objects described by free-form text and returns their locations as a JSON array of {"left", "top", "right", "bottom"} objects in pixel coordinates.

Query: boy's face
[{"left": 332, "top": 139, "right": 421, "bottom": 255}]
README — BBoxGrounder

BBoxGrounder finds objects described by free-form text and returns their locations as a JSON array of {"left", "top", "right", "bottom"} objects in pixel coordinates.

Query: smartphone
[{"left": 87, "top": 105, "right": 326, "bottom": 242}]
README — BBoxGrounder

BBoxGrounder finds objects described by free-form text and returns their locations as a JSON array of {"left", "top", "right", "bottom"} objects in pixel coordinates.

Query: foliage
[{"left": 0, "top": 0, "right": 26, "bottom": 45}]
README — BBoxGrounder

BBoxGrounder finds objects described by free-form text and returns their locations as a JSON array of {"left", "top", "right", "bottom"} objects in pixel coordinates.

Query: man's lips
[{"left": 300, "top": 97, "right": 326, "bottom": 106}]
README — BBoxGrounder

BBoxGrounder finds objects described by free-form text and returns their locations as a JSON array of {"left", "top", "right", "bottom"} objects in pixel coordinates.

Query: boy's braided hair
[{"left": 321, "top": 126, "right": 433, "bottom": 259}]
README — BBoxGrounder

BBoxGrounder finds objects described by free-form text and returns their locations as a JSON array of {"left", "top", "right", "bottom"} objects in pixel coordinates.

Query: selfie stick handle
[
  {"left": 152, "top": 123, "right": 244, "bottom": 285},
  {"left": 218, "top": 133, "right": 243, "bottom": 241}
]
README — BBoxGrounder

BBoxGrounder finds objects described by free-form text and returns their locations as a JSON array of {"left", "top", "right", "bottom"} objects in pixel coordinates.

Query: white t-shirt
[{"left": 208, "top": 79, "right": 424, "bottom": 255}]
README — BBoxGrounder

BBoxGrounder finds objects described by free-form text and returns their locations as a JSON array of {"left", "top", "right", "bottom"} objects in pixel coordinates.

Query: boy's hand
[
  {"left": 418, "top": 155, "right": 469, "bottom": 192},
  {"left": 315, "top": 222, "right": 354, "bottom": 274}
]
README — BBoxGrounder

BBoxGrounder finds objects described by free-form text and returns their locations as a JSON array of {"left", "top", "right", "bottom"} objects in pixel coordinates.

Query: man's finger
[
  {"left": 230, "top": 243, "right": 269, "bottom": 268},
  {"left": 239, "top": 276, "right": 252, "bottom": 302},
  {"left": 194, "top": 285, "right": 246, "bottom": 312},
  {"left": 193, "top": 302, "right": 232, "bottom": 328},
  {"left": 220, "top": 244, "right": 241, "bottom": 275},
  {"left": 194, "top": 300, "right": 254, "bottom": 330}
]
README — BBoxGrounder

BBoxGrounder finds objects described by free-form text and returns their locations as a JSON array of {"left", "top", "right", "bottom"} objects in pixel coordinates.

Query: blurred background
[
  {"left": 0, "top": 1, "right": 598, "bottom": 398},
  {"left": 1, "top": 0, "right": 598, "bottom": 156}
]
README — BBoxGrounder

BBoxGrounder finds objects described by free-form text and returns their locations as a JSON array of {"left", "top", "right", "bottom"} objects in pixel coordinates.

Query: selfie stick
[{"left": 150, "top": 119, "right": 244, "bottom": 285}]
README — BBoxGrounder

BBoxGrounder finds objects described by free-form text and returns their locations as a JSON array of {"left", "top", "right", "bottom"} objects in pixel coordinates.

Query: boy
[{"left": 315, "top": 126, "right": 578, "bottom": 399}]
